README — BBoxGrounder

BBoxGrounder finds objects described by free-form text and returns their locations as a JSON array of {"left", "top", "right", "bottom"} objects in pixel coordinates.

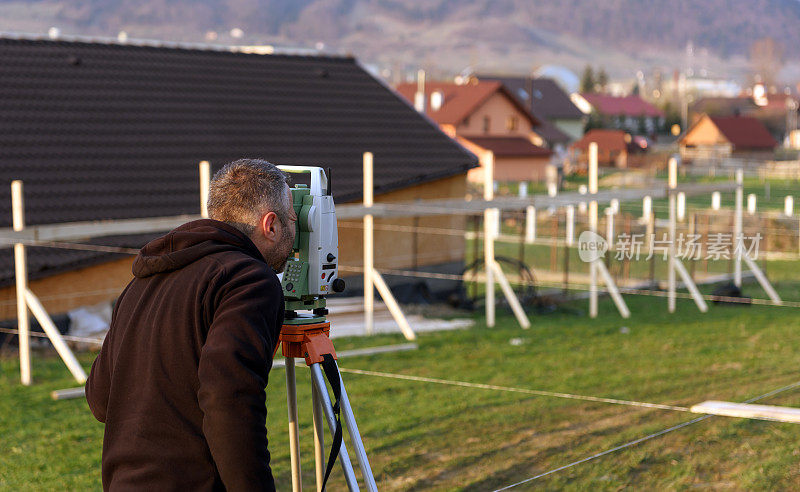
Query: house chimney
[
  {"left": 431, "top": 90, "right": 444, "bottom": 111},
  {"left": 414, "top": 69, "right": 426, "bottom": 112}
]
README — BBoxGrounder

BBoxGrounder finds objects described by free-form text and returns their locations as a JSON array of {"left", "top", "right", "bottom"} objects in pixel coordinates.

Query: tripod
[{"left": 281, "top": 319, "right": 378, "bottom": 492}]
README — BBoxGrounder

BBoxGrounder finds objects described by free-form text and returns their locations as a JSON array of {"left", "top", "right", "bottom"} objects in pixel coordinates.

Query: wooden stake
[
  {"left": 484, "top": 151, "right": 495, "bottom": 327},
  {"left": 589, "top": 142, "right": 598, "bottom": 318},
  {"left": 363, "top": 152, "right": 374, "bottom": 335},
  {"left": 12, "top": 180, "right": 31, "bottom": 386}
]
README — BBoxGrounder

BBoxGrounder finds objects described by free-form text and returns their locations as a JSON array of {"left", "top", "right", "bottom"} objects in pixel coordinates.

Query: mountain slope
[{"left": 1, "top": 0, "right": 797, "bottom": 76}]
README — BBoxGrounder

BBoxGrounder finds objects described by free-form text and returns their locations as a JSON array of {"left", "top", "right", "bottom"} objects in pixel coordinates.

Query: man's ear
[{"left": 260, "top": 211, "right": 279, "bottom": 242}]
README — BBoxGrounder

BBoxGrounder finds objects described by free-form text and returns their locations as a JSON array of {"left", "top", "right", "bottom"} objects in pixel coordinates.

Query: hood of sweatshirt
[{"left": 132, "top": 219, "right": 264, "bottom": 278}]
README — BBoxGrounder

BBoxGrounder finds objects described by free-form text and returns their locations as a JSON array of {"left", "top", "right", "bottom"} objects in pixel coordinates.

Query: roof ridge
[{"left": 0, "top": 30, "right": 353, "bottom": 60}]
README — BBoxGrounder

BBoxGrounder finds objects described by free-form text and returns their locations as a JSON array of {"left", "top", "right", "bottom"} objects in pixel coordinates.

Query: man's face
[{"left": 256, "top": 186, "right": 297, "bottom": 273}]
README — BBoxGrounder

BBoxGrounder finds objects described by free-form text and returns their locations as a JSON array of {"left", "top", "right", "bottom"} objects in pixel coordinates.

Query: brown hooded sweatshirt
[{"left": 86, "top": 219, "right": 283, "bottom": 491}]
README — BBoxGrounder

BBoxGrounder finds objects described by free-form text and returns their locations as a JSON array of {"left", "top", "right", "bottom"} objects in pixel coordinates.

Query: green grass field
[{"left": 4, "top": 271, "right": 800, "bottom": 490}]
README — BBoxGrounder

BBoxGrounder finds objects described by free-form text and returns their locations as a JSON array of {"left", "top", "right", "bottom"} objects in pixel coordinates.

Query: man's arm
[
  {"left": 197, "top": 263, "right": 282, "bottom": 491},
  {"left": 85, "top": 285, "right": 130, "bottom": 423},
  {"left": 85, "top": 337, "right": 111, "bottom": 423}
]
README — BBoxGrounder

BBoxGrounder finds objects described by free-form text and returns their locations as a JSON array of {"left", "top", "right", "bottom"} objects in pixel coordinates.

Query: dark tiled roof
[
  {"left": 0, "top": 38, "right": 477, "bottom": 225},
  {"left": 466, "top": 137, "right": 552, "bottom": 157},
  {"left": 477, "top": 75, "right": 584, "bottom": 120},
  {"left": 708, "top": 115, "right": 778, "bottom": 150},
  {"left": 0, "top": 37, "right": 478, "bottom": 286}
]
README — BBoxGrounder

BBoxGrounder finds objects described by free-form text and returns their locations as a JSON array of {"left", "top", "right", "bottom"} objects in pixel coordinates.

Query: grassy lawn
[{"left": 4, "top": 279, "right": 800, "bottom": 490}]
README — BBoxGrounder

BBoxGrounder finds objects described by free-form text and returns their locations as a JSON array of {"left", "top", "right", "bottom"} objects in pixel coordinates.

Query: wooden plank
[
  {"left": 0, "top": 214, "right": 200, "bottom": 246},
  {"left": 691, "top": 400, "right": 800, "bottom": 423},
  {"left": 51, "top": 386, "right": 85, "bottom": 401},
  {"left": 337, "top": 183, "right": 734, "bottom": 220},
  {"left": 0, "top": 183, "right": 740, "bottom": 240}
]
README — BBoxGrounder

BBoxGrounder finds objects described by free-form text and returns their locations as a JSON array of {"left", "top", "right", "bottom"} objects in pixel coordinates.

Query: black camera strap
[{"left": 319, "top": 354, "right": 343, "bottom": 492}]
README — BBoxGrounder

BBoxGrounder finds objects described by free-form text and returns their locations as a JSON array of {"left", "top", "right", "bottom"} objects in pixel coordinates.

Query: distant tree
[
  {"left": 631, "top": 82, "right": 640, "bottom": 96},
  {"left": 583, "top": 110, "right": 603, "bottom": 132},
  {"left": 580, "top": 65, "right": 595, "bottom": 93},
  {"left": 596, "top": 68, "right": 609, "bottom": 92},
  {"left": 660, "top": 101, "right": 682, "bottom": 133}
]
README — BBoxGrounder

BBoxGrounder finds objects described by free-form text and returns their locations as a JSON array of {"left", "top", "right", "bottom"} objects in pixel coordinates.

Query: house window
[
  {"left": 506, "top": 116, "right": 518, "bottom": 132},
  {"left": 483, "top": 116, "right": 491, "bottom": 134}
]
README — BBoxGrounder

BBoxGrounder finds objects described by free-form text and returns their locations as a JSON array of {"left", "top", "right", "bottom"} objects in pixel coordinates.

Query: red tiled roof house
[
  {"left": 574, "top": 93, "right": 665, "bottom": 135},
  {"left": 679, "top": 114, "right": 777, "bottom": 163},
  {"left": 569, "top": 129, "right": 645, "bottom": 169},
  {"left": 396, "top": 80, "right": 554, "bottom": 182}
]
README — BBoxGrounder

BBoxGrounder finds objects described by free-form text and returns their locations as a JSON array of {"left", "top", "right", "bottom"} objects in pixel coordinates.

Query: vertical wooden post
[
  {"left": 517, "top": 212, "right": 526, "bottom": 268},
  {"left": 566, "top": 204, "right": 575, "bottom": 247},
  {"left": 588, "top": 142, "right": 599, "bottom": 318},
  {"left": 471, "top": 216, "right": 479, "bottom": 300},
  {"left": 734, "top": 169, "right": 743, "bottom": 287},
  {"left": 564, "top": 205, "right": 574, "bottom": 294},
  {"left": 12, "top": 180, "right": 31, "bottom": 386},
  {"left": 550, "top": 214, "right": 558, "bottom": 271},
  {"left": 363, "top": 152, "right": 374, "bottom": 335},
  {"left": 525, "top": 206, "right": 536, "bottom": 244},
  {"left": 648, "top": 211, "right": 656, "bottom": 288},
  {"left": 484, "top": 151, "right": 495, "bottom": 328},
  {"left": 689, "top": 213, "right": 697, "bottom": 279},
  {"left": 747, "top": 194, "right": 757, "bottom": 215},
  {"left": 677, "top": 192, "right": 686, "bottom": 222},
  {"left": 623, "top": 214, "right": 631, "bottom": 283},
  {"left": 605, "top": 207, "right": 614, "bottom": 271},
  {"left": 199, "top": 160, "right": 210, "bottom": 219},
  {"left": 414, "top": 69, "right": 426, "bottom": 112},
  {"left": 668, "top": 158, "right": 677, "bottom": 313},
  {"left": 702, "top": 215, "right": 710, "bottom": 276}
]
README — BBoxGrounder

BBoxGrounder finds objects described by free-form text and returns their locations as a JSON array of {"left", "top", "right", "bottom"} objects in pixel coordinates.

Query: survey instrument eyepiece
[{"left": 277, "top": 166, "right": 344, "bottom": 324}]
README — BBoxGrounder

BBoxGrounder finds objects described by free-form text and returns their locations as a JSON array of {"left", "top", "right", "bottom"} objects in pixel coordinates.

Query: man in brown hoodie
[{"left": 86, "top": 159, "right": 296, "bottom": 491}]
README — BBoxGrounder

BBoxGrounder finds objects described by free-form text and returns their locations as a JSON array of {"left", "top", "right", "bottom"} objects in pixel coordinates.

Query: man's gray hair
[{"left": 207, "top": 158, "right": 291, "bottom": 237}]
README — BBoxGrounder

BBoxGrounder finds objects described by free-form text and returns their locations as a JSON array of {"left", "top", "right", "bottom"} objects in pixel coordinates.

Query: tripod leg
[
  {"left": 333, "top": 360, "right": 379, "bottom": 492},
  {"left": 309, "top": 364, "right": 360, "bottom": 492},
  {"left": 312, "top": 383, "right": 325, "bottom": 492},
  {"left": 285, "top": 357, "right": 302, "bottom": 492}
]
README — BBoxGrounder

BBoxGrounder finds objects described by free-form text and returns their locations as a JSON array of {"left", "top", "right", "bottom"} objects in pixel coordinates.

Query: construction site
[{"left": 4, "top": 33, "right": 800, "bottom": 491}]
